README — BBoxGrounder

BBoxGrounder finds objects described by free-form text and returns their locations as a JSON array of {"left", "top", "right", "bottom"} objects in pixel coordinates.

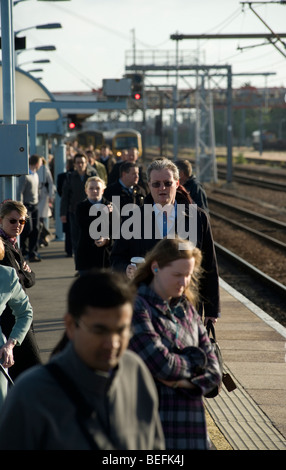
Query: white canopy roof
[{"left": 0, "top": 66, "right": 59, "bottom": 121}]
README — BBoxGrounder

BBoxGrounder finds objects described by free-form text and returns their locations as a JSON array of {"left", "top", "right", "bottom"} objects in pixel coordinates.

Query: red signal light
[
  {"left": 69, "top": 122, "right": 76, "bottom": 129},
  {"left": 134, "top": 93, "right": 141, "bottom": 100}
]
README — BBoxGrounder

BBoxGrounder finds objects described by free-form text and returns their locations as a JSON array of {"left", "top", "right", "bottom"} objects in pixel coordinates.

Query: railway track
[
  {"left": 209, "top": 187, "right": 286, "bottom": 217},
  {"left": 208, "top": 197, "right": 286, "bottom": 251},
  {"left": 217, "top": 170, "right": 286, "bottom": 191},
  {"left": 216, "top": 162, "right": 286, "bottom": 181},
  {"left": 207, "top": 188, "right": 286, "bottom": 326},
  {"left": 215, "top": 243, "right": 286, "bottom": 327}
]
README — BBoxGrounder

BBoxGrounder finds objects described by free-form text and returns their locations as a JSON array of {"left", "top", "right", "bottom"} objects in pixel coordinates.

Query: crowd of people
[{"left": 0, "top": 139, "right": 223, "bottom": 450}]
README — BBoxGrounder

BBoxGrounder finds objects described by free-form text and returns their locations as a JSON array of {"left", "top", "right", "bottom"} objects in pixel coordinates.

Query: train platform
[{"left": 26, "top": 237, "right": 286, "bottom": 451}]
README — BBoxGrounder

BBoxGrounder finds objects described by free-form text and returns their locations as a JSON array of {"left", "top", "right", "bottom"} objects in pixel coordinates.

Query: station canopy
[{"left": 0, "top": 65, "right": 59, "bottom": 121}]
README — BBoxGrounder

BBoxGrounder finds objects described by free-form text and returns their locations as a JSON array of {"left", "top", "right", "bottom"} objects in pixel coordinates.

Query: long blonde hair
[
  {"left": 132, "top": 237, "right": 202, "bottom": 306},
  {"left": 0, "top": 238, "right": 5, "bottom": 260}
]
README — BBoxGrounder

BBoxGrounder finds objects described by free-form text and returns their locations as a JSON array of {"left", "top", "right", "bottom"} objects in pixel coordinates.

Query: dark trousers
[
  {"left": 69, "top": 211, "right": 80, "bottom": 262},
  {"left": 20, "top": 203, "right": 39, "bottom": 258},
  {"left": 0, "top": 306, "right": 42, "bottom": 380},
  {"left": 63, "top": 215, "right": 73, "bottom": 256}
]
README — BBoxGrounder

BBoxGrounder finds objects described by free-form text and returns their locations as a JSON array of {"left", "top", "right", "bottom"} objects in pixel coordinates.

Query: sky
[{"left": 4, "top": 0, "right": 286, "bottom": 94}]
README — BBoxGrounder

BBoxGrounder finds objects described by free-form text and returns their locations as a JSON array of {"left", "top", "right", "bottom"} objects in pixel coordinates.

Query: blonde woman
[
  {"left": 129, "top": 237, "right": 222, "bottom": 450},
  {"left": 75, "top": 177, "right": 113, "bottom": 275}
]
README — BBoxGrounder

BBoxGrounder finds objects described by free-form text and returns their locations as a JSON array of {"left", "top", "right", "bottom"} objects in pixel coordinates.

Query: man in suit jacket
[
  {"left": 107, "top": 147, "right": 148, "bottom": 192},
  {"left": 103, "top": 162, "right": 146, "bottom": 213},
  {"left": 111, "top": 158, "right": 220, "bottom": 324}
]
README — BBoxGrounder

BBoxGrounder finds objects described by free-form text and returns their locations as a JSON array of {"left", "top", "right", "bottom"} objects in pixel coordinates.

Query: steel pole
[{"left": 1, "top": 0, "right": 16, "bottom": 199}]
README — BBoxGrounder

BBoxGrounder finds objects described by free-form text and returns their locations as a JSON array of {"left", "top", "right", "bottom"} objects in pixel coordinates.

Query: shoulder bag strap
[
  {"left": 45, "top": 362, "right": 109, "bottom": 450},
  {"left": 206, "top": 319, "right": 216, "bottom": 341}
]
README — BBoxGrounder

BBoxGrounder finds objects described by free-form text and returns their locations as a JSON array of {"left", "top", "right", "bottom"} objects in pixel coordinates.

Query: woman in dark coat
[
  {"left": 75, "top": 176, "right": 113, "bottom": 275},
  {"left": 0, "top": 200, "right": 41, "bottom": 379}
]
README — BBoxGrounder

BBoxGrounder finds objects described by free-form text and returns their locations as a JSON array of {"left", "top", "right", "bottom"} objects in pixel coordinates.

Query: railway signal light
[
  {"left": 67, "top": 114, "right": 82, "bottom": 131},
  {"left": 68, "top": 121, "right": 76, "bottom": 130},
  {"left": 131, "top": 74, "right": 143, "bottom": 101}
]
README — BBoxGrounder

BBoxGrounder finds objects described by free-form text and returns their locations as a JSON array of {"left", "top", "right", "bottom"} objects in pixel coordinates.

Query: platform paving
[
  {"left": 27, "top": 239, "right": 74, "bottom": 362},
  {"left": 205, "top": 279, "right": 286, "bottom": 450}
]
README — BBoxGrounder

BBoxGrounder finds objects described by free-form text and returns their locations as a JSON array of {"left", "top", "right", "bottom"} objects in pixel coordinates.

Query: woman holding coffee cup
[{"left": 128, "top": 237, "right": 222, "bottom": 450}]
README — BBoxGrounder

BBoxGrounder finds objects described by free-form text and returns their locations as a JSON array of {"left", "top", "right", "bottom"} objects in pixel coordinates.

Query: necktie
[{"left": 163, "top": 211, "right": 168, "bottom": 237}]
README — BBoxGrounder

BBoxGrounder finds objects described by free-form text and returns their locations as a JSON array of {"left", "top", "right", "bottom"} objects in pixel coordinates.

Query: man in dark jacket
[
  {"left": 176, "top": 159, "right": 208, "bottom": 211},
  {"left": 57, "top": 158, "right": 74, "bottom": 257},
  {"left": 111, "top": 158, "right": 220, "bottom": 323},
  {"left": 107, "top": 147, "right": 148, "bottom": 192},
  {"left": 60, "top": 153, "right": 97, "bottom": 260},
  {"left": 103, "top": 161, "right": 146, "bottom": 213},
  {"left": 99, "top": 144, "right": 117, "bottom": 177}
]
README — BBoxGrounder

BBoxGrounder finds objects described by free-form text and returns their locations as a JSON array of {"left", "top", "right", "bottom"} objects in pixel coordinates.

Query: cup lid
[{"left": 130, "top": 256, "right": 145, "bottom": 264}]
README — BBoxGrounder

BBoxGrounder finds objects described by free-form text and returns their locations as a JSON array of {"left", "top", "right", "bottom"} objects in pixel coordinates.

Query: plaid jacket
[{"left": 128, "top": 284, "right": 222, "bottom": 450}]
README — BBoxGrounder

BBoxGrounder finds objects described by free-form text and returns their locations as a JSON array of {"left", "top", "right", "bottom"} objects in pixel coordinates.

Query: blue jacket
[{"left": 0, "top": 266, "right": 33, "bottom": 348}]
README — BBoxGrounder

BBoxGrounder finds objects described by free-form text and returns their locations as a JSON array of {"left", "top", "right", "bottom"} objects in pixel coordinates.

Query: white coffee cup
[{"left": 130, "top": 256, "right": 145, "bottom": 268}]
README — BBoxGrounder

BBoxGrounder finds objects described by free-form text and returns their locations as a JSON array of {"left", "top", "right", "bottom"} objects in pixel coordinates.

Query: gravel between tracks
[
  {"left": 207, "top": 180, "right": 286, "bottom": 327},
  {"left": 208, "top": 181, "right": 286, "bottom": 286}
]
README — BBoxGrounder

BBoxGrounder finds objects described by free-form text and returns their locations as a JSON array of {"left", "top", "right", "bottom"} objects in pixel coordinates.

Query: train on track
[
  {"left": 75, "top": 128, "right": 142, "bottom": 158},
  {"left": 103, "top": 128, "right": 142, "bottom": 158},
  {"left": 252, "top": 130, "right": 286, "bottom": 151},
  {"left": 76, "top": 130, "right": 105, "bottom": 150}
]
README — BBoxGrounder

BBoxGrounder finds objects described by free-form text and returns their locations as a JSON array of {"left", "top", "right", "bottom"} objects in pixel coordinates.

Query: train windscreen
[{"left": 116, "top": 136, "right": 138, "bottom": 149}]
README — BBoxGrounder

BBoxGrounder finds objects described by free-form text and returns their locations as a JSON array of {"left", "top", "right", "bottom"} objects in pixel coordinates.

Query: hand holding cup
[{"left": 126, "top": 257, "right": 145, "bottom": 280}]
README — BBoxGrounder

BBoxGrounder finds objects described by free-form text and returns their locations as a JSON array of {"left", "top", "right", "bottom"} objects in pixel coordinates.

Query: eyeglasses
[
  {"left": 76, "top": 318, "right": 132, "bottom": 338},
  {"left": 150, "top": 181, "right": 174, "bottom": 188},
  {"left": 6, "top": 218, "right": 26, "bottom": 225}
]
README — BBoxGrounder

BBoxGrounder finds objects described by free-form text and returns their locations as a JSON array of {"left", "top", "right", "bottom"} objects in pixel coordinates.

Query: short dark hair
[
  {"left": 175, "top": 160, "right": 193, "bottom": 177},
  {"left": 29, "top": 154, "right": 41, "bottom": 166},
  {"left": 119, "top": 161, "right": 138, "bottom": 177},
  {"left": 67, "top": 269, "right": 136, "bottom": 320},
  {"left": 73, "top": 153, "right": 87, "bottom": 164}
]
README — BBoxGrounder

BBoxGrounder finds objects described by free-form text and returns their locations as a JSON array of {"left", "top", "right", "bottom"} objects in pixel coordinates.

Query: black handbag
[
  {"left": 205, "top": 321, "right": 236, "bottom": 398},
  {"left": 205, "top": 320, "right": 223, "bottom": 398}
]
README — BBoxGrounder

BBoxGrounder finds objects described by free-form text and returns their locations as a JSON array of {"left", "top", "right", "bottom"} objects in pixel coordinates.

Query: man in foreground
[{"left": 0, "top": 270, "right": 165, "bottom": 450}]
